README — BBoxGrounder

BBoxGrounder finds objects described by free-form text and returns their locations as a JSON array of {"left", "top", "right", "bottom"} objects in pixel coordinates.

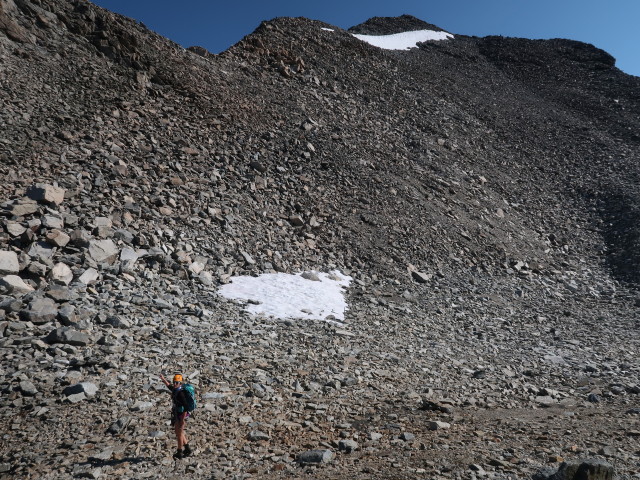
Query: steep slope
[{"left": 0, "top": 2, "right": 639, "bottom": 479}]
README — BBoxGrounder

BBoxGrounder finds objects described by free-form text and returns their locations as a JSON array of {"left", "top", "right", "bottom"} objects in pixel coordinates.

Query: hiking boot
[
  {"left": 183, "top": 444, "right": 192, "bottom": 457},
  {"left": 173, "top": 449, "right": 183, "bottom": 459}
]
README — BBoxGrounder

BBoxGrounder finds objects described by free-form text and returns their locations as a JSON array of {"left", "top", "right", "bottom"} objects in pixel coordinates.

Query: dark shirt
[{"left": 167, "top": 385, "right": 188, "bottom": 414}]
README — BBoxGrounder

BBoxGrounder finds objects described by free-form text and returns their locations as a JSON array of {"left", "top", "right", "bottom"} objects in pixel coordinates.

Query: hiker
[{"left": 160, "top": 373, "right": 192, "bottom": 459}]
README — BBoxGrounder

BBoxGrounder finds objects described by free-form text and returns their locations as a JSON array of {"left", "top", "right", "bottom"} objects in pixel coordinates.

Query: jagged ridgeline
[{"left": 0, "top": 1, "right": 639, "bottom": 478}]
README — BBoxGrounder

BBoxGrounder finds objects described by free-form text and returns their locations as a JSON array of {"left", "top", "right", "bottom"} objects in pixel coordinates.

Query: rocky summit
[{"left": 1, "top": 1, "right": 639, "bottom": 479}]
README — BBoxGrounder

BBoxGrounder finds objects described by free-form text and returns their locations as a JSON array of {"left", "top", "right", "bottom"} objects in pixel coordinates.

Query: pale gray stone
[
  {"left": 41, "top": 214, "right": 64, "bottom": 229},
  {"left": 78, "top": 268, "right": 99, "bottom": 285},
  {"left": 88, "top": 239, "right": 118, "bottom": 264},
  {"left": 0, "top": 275, "right": 34, "bottom": 293},
  {"left": 27, "top": 183, "right": 65, "bottom": 205},
  {"left": 46, "top": 327, "right": 91, "bottom": 346},
  {"left": 49, "top": 262, "right": 73, "bottom": 285},
  {"left": 0, "top": 251, "right": 19, "bottom": 274},
  {"left": 63, "top": 382, "right": 99, "bottom": 398},
  {"left": 19, "top": 380, "right": 38, "bottom": 396},
  {"left": 45, "top": 229, "right": 70, "bottom": 247}
]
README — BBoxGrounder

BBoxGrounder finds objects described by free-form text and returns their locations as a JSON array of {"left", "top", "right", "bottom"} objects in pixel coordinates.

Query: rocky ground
[{"left": 0, "top": 1, "right": 639, "bottom": 478}]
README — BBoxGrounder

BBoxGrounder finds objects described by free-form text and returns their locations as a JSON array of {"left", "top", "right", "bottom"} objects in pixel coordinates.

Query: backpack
[{"left": 182, "top": 383, "right": 197, "bottom": 412}]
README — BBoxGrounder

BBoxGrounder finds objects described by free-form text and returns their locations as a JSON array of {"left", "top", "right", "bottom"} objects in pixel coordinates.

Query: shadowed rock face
[
  {"left": 0, "top": 2, "right": 639, "bottom": 479},
  {"left": 348, "top": 14, "right": 448, "bottom": 35}
]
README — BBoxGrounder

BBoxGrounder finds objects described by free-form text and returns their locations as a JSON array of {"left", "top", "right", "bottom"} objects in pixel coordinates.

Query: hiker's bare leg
[{"left": 175, "top": 419, "right": 184, "bottom": 450}]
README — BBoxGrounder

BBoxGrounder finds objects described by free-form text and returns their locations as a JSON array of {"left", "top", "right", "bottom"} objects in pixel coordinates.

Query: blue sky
[{"left": 92, "top": 0, "right": 639, "bottom": 77}]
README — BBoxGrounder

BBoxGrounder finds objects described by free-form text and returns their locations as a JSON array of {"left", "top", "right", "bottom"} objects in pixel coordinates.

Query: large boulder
[{"left": 26, "top": 183, "right": 65, "bottom": 205}]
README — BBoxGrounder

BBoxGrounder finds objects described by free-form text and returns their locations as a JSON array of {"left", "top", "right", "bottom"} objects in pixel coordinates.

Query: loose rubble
[{"left": 0, "top": 2, "right": 639, "bottom": 479}]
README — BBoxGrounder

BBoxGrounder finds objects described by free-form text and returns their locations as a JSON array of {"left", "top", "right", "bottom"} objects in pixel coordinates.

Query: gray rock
[
  {"left": 19, "top": 380, "right": 38, "bottom": 396},
  {"left": 45, "top": 229, "right": 70, "bottom": 247},
  {"left": 70, "top": 229, "right": 92, "bottom": 247},
  {"left": 338, "top": 439, "right": 358, "bottom": 453},
  {"left": 119, "top": 248, "right": 138, "bottom": 271},
  {"left": 27, "top": 241, "right": 54, "bottom": 260},
  {"left": 411, "top": 270, "right": 432, "bottom": 283},
  {"left": 0, "top": 251, "right": 19, "bottom": 274},
  {"left": 289, "top": 215, "right": 304, "bottom": 227},
  {"left": 63, "top": 382, "right": 99, "bottom": 398},
  {"left": 198, "top": 271, "right": 213, "bottom": 286},
  {"left": 0, "top": 275, "right": 34, "bottom": 293},
  {"left": 6, "top": 222, "right": 26, "bottom": 237},
  {"left": 89, "top": 448, "right": 114, "bottom": 462},
  {"left": 78, "top": 268, "right": 99, "bottom": 285},
  {"left": 428, "top": 421, "right": 451, "bottom": 430},
  {"left": 247, "top": 430, "right": 270, "bottom": 441},
  {"left": 41, "top": 214, "right": 64, "bottom": 229},
  {"left": 46, "top": 285, "right": 77, "bottom": 303},
  {"left": 131, "top": 401, "right": 153, "bottom": 411},
  {"left": 400, "top": 432, "right": 416, "bottom": 441},
  {"left": 65, "top": 392, "right": 86, "bottom": 403},
  {"left": 20, "top": 297, "right": 58, "bottom": 324},
  {"left": 7, "top": 200, "right": 39, "bottom": 217},
  {"left": 301, "top": 272, "right": 321, "bottom": 281},
  {"left": 297, "top": 449, "right": 335, "bottom": 464},
  {"left": 71, "top": 465, "right": 101, "bottom": 479},
  {"left": 105, "top": 315, "right": 131, "bottom": 329},
  {"left": 88, "top": 239, "right": 118, "bottom": 264},
  {"left": 27, "top": 183, "right": 65, "bottom": 205},
  {"left": 534, "top": 458, "right": 614, "bottom": 480},
  {"left": 49, "top": 262, "right": 73, "bottom": 285},
  {"left": 58, "top": 305, "right": 77, "bottom": 325},
  {"left": 240, "top": 250, "right": 255, "bottom": 264},
  {"left": 114, "top": 229, "right": 134, "bottom": 244},
  {"left": 107, "top": 417, "right": 131, "bottom": 434},
  {"left": 45, "top": 327, "right": 91, "bottom": 346}
]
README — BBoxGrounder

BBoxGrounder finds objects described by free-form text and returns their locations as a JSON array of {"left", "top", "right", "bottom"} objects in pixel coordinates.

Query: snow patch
[
  {"left": 353, "top": 29, "right": 453, "bottom": 50},
  {"left": 321, "top": 27, "right": 334, "bottom": 32},
  {"left": 218, "top": 271, "right": 352, "bottom": 322}
]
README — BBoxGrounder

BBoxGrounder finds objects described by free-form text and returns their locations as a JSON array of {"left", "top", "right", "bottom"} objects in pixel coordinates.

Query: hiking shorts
[{"left": 171, "top": 411, "right": 189, "bottom": 426}]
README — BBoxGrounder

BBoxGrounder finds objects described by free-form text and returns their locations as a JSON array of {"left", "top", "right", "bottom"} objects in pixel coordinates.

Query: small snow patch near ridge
[
  {"left": 353, "top": 29, "right": 453, "bottom": 50},
  {"left": 218, "top": 271, "right": 351, "bottom": 322}
]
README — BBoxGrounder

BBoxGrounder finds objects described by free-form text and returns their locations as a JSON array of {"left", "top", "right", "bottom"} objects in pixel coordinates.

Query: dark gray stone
[
  {"left": 297, "top": 449, "right": 334, "bottom": 464},
  {"left": 63, "top": 382, "right": 98, "bottom": 398},
  {"left": 247, "top": 430, "right": 270, "bottom": 441},
  {"left": 20, "top": 297, "right": 58, "bottom": 324},
  {"left": 45, "top": 327, "right": 91, "bottom": 346},
  {"left": 107, "top": 417, "right": 131, "bottom": 434},
  {"left": 338, "top": 439, "right": 358, "bottom": 453},
  {"left": 534, "top": 458, "right": 614, "bottom": 480}
]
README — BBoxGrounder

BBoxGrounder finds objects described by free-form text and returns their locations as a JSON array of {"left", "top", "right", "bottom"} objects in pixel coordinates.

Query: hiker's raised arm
[{"left": 160, "top": 374, "right": 170, "bottom": 388}]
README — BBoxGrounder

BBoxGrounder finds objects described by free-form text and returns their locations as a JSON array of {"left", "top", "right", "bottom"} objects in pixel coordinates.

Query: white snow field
[
  {"left": 218, "top": 271, "right": 352, "bottom": 322},
  {"left": 353, "top": 29, "right": 453, "bottom": 50}
]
